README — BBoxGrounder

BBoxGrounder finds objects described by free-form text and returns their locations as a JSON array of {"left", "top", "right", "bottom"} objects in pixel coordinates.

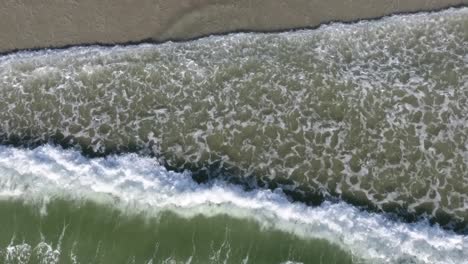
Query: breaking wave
[{"left": 0, "top": 145, "right": 466, "bottom": 264}]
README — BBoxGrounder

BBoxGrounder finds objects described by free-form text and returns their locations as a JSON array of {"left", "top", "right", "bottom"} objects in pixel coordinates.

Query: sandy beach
[{"left": 0, "top": 0, "right": 466, "bottom": 53}]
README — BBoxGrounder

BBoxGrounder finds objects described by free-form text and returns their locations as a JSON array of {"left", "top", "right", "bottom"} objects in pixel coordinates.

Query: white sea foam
[
  {"left": 1, "top": 8, "right": 467, "bottom": 223},
  {"left": 0, "top": 145, "right": 465, "bottom": 264}
]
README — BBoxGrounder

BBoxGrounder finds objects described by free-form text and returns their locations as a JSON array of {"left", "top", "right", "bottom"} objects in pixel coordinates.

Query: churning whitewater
[
  {"left": 0, "top": 6, "right": 467, "bottom": 264},
  {"left": 0, "top": 8, "right": 467, "bottom": 231},
  {"left": 0, "top": 145, "right": 466, "bottom": 264}
]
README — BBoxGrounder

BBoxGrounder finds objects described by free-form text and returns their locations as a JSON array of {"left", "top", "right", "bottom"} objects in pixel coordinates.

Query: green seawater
[
  {"left": 0, "top": 199, "right": 353, "bottom": 264},
  {"left": 0, "top": 145, "right": 465, "bottom": 264}
]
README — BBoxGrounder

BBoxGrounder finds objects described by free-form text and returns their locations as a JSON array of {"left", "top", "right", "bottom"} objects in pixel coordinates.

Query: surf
[
  {"left": 0, "top": 145, "right": 466, "bottom": 263},
  {"left": 0, "top": 8, "right": 467, "bottom": 230}
]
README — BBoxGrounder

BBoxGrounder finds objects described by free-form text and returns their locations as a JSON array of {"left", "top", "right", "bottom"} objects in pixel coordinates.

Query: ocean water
[
  {"left": 0, "top": 145, "right": 466, "bottom": 263},
  {"left": 0, "top": 7, "right": 467, "bottom": 264}
]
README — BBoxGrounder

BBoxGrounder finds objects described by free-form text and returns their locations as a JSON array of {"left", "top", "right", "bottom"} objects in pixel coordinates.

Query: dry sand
[{"left": 0, "top": 0, "right": 467, "bottom": 53}]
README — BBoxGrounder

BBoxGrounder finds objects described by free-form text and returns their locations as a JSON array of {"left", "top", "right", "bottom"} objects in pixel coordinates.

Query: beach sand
[{"left": 0, "top": 0, "right": 467, "bottom": 53}]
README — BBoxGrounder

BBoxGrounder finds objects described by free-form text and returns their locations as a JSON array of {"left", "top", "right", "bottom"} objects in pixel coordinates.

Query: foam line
[{"left": 0, "top": 145, "right": 465, "bottom": 264}]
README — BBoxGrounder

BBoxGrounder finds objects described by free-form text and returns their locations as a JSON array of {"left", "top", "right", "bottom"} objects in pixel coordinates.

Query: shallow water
[
  {"left": 0, "top": 7, "right": 467, "bottom": 263},
  {"left": 0, "top": 145, "right": 466, "bottom": 264}
]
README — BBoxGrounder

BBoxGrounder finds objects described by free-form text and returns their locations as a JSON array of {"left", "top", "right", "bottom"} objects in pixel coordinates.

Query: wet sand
[{"left": 0, "top": 0, "right": 467, "bottom": 53}]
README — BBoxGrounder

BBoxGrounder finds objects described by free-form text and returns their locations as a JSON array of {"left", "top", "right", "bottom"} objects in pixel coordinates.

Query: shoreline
[{"left": 0, "top": 0, "right": 467, "bottom": 55}]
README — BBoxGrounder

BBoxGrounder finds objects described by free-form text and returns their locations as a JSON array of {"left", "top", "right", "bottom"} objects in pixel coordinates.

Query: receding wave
[
  {"left": 0, "top": 8, "right": 467, "bottom": 230},
  {"left": 0, "top": 145, "right": 466, "bottom": 264}
]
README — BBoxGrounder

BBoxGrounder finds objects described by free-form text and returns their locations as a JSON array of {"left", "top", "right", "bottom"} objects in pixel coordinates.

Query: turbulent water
[
  {"left": 0, "top": 147, "right": 356, "bottom": 264},
  {"left": 0, "top": 145, "right": 466, "bottom": 264},
  {"left": 0, "top": 7, "right": 467, "bottom": 264}
]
